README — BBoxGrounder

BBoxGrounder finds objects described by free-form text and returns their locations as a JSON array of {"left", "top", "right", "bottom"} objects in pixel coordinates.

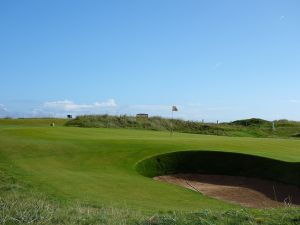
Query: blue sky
[{"left": 1, "top": 0, "right": 300, "bottom": 121}]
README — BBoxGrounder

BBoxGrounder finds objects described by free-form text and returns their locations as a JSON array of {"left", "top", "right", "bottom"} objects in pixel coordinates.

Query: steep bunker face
[{"left": 136, "top": 151, "right": 300, "bottom": 208}]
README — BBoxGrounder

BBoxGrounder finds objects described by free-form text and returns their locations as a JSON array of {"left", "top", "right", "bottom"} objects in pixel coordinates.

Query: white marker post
[{"left": 171, "top": 105, "right": 178, "bottom": 136}]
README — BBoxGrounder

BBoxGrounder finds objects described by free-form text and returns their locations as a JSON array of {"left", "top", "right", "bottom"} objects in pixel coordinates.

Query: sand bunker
[{"left": 154, "top": 174, "right": 300, "bottom": 208}]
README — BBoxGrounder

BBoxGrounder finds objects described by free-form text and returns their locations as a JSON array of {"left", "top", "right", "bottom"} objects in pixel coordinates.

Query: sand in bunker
[{"left": 154, "top": 174, "right": 300, "bottom": 208}]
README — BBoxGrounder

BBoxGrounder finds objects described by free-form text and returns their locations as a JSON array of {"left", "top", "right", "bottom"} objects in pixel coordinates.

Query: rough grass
[
  {"left": 66, "top": 115, "right": 300, "bottom": 138},
  {"left": 1, "top": 176, "right": 300, "bottom": 225},
  {"left": 2, "top": 194, "right": 300, "bottom": 225},
  {"left": 0, "top": 194, "right": 144, "bottom": 225}
]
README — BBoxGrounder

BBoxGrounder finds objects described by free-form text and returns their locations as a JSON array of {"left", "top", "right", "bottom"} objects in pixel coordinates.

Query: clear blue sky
[{"left": 1, "top": 0, "right": 300, "bottom": 121}]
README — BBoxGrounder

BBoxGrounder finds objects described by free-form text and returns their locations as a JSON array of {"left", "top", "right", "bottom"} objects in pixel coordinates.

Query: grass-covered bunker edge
[{"left": 135, "top": 150, "right": 300, "bottom": 186}]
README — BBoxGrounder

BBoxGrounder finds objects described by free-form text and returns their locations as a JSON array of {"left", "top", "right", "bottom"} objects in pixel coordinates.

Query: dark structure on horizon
[{"left": 136, "top": 113, "right": 148, "bottom": 120}]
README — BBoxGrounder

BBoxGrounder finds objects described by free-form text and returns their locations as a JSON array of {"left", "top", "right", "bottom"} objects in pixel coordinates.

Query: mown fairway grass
[{"left": 1, "top": 119, "right": 300, "bottom": 213}]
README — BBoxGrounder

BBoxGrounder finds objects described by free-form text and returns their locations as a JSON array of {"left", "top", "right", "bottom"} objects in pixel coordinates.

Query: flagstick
[
  {"left": 171, "top": 109, "right": 173, "bottom": 136},
  {"left": 170, "top": 106, "right": 177, "bottom": 137}
]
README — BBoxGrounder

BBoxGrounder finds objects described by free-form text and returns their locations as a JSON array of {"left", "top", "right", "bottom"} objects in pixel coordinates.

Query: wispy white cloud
[
  {"left": 43, "top": 99, "right": 117, "bottom": 112},
  {"left": 0, "top": 104, "right": 9, "bottom": 117},
  {"left": 0, "top": 104, "right": 8, "bottom": 112},
  {"left": 207, "top": 106, "right": 232, "bottom": 111},
  {"left": 187, "top": 103, "right": 231, "bottom": 111},
  {"left": 128, "top": 104, "right": 170, "bottom": 111},
  {"left": 180, "top": 104, "right": 233, "bottom": 122},
  {"left": 187, "top": 103, "right": 202, "bottom": 107},
  {"left": 23, "top": 99, "right": 120, "bottom": 117},
  {"left": 289, "top": 99, "right": 300, "bottom": 104},
  {"left": 0, "top": 99, "right": 118, "bottom": 118},
  {"left": 214, "top": 62, "right": 223, "bottom": 69},
  {"left": 279, "top": 15, "right": 285, "bottom": 21}
]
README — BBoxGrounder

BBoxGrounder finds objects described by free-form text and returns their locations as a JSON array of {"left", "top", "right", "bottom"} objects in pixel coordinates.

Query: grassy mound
[
  {"left": 136, "top": 151, "right": 300, "bottom": 186},
  {"left": 66, "top": 114, "right": 226, "bottom": 135},
  {"left": 230, "top": 118, "right": 271, "bottom": 126},
  {"left": 66, "top": 115, "right": 300, "bottom": 138}
]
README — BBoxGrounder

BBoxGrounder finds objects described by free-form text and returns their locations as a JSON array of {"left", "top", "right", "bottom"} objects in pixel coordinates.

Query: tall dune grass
[{"left": 66, "top": 115, "right": 300, "bottom": 138}]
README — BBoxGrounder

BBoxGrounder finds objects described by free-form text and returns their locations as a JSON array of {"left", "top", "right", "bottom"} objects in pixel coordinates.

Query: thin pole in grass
[{"left": 171, "top": 106, "right": 178, "bottom": 136}]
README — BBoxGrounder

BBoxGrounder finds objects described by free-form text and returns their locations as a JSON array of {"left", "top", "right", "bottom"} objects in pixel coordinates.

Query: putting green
[{"left": 1, "top": 119, "right": 300, "bottom": 212}]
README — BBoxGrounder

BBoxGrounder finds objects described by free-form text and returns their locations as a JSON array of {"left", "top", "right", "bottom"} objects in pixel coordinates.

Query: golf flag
[{"left": 172, "top": 106, "right": 178, "bottom": 112}]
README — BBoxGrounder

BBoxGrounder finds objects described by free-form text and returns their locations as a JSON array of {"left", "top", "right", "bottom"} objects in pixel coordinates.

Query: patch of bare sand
[{"left": 154, "top": 174, "right": 300, "bottom": 208}]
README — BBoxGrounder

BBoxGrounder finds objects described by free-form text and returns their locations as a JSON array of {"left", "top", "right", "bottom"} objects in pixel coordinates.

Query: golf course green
[
  {"left": 1, "top": 119, "right": 300, "bottom": 213},
  {"left": 1, "top": 119, "right": 300, "bottom": 225}
]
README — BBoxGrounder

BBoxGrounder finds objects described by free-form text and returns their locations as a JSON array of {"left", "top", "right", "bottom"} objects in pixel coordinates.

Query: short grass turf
[{"left": 1, "top": 119, "right": 300, "bottom": 212}]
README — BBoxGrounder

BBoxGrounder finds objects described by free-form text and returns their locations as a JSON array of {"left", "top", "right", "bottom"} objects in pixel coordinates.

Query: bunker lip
[{"left": 154, "top": 174, "right": 300, "bottom": 208}]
